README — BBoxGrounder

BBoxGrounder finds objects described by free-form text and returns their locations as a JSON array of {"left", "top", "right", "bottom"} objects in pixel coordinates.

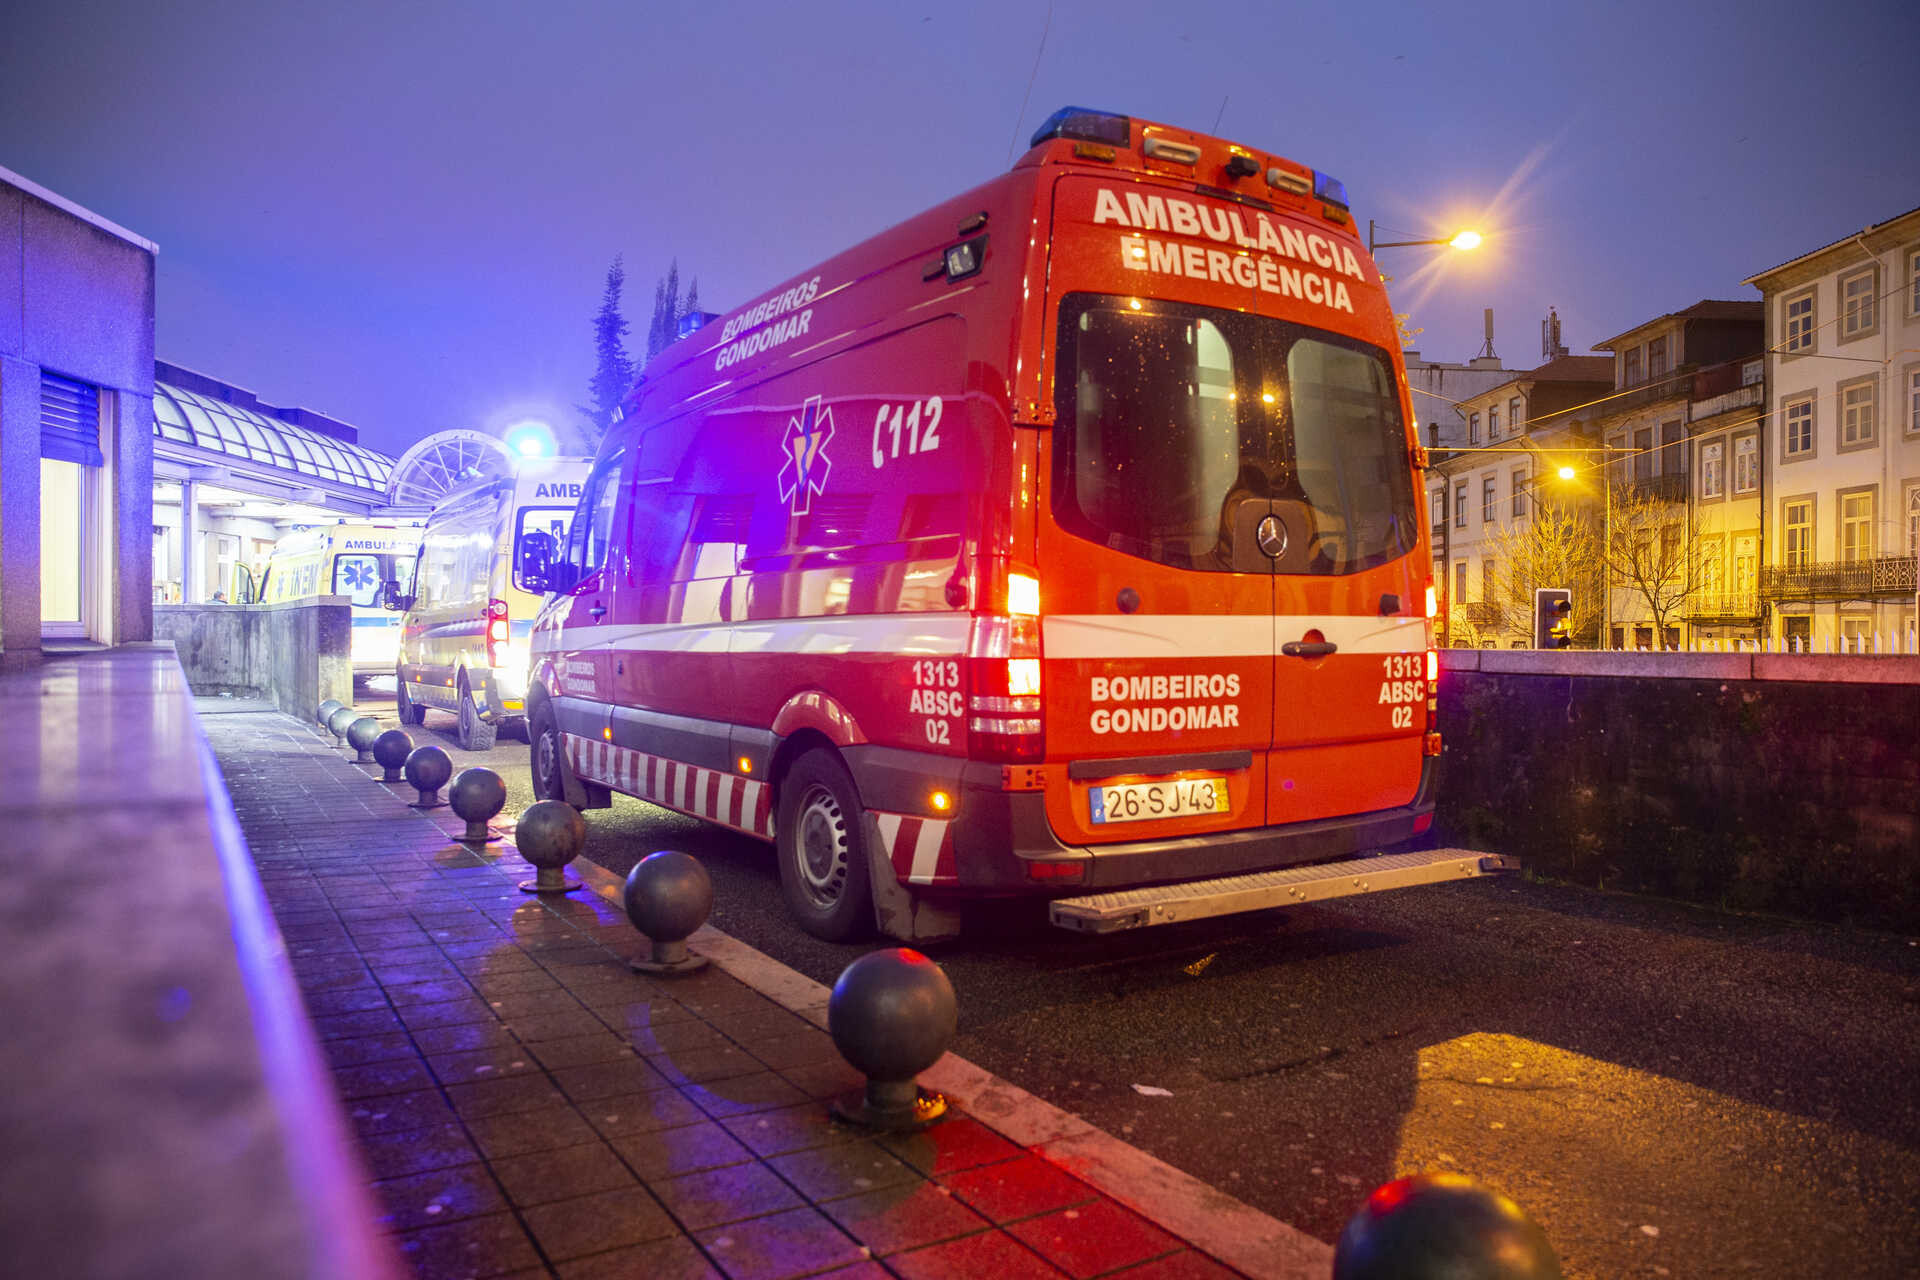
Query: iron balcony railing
[
  {"left": 1760, "top": 556, "right": 1919, "bottom": 601},
  {"left": 1685, "top": 590, "right": 1762, "bottom": 621},
  {"left": 1627, "top": 473, "right": 1688, "bottom": 503}
]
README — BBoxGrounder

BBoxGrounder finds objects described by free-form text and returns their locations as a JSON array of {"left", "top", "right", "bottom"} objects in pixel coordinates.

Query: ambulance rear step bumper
[{"left": 1047, "top": 849, "right": 1519, "bottom": 934}]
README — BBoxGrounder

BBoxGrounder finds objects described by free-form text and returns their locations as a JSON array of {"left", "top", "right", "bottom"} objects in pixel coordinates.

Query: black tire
[
  {"left": 395, "top": 669, "right": 425, "bottom": 725},
  {"left": 456, "top": 674, "right": 497, "bottom": 751},
  {"left": 529, "top": 701, "right": 569, "bottom": 804},
  {"left": 775, "top": 749, "right": 873, "bottom": 942}
]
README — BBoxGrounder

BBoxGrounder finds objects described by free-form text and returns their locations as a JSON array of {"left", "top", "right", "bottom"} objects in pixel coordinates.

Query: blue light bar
[
  {"left": 1313, "top": 171, "right": 1350, "bottom": 209},
  {"left": 1029, "top": 106, "right": 1131, "bottom": 151}
]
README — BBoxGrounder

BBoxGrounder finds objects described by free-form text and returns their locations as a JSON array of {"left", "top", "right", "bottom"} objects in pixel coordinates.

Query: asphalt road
[{"left": 347, "top": 677, "right": 1920, "bottom": 1279}]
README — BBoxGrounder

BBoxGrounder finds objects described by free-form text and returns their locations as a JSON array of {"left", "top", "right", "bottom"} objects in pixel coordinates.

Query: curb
[{"left": 570, "top": 856, "right": 1335, "bottom": 1280}]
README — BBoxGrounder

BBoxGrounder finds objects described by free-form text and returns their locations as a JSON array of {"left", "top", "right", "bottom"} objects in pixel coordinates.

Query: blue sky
[{"left": 3, "top": 0, "right": 1914, "bottom": 455}]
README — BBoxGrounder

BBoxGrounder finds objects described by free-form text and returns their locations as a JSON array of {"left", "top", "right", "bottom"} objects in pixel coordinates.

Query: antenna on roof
[
  {"left": 1541, "top": 307, "right": 1568, "bottom": 360},
  {"left": 1477, "top": 308, "right": 1497, "bottom": 360}
]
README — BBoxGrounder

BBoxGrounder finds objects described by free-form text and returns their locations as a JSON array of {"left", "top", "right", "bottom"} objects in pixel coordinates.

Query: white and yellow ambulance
[
  {"left": 393, "top": 458, "right": 591, "bottom": 750},
  {"left": 258, "top": 521, "right": 424, "bottom": 677}
]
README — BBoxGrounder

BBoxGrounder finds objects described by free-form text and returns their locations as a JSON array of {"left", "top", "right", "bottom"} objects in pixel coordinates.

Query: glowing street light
[
  {"left": 504, "top": 420, "right": 554, "bottom": 458},
  {"left": 1557, "top": 465, "right": 1577, "bottom": 481},
  {"left": 1368, "top": 220, "right": 1487, "bottom": 255}
]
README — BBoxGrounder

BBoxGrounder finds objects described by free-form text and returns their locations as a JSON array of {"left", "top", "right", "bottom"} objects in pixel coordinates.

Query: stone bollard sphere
[
  {"left": 326, "top": 705, "right": 359, "bottom": 742},
  {"left": 403, "top": 744, "right": 453, "bottom": 808},
  {"left": 826, "top": 948, "right": 957, "bottom": 1130},
  {"left": 317, "top": 698, "right": 344, "bottom": 728},
  {"left": 448, "top": 767, "right": 507, "bottom": 843},
  {"left": 623, "top": 851, "right": 713, "bottom": 975},
  {"left": 346, "top": 716, "right": 381, "bottom": 761},
  {"left": 516, "top": 800, "right": 586, "bottom": 894},
  {"left": 372, "top": 729, "right": 414, "bottom": 782},
  {"left": 1334, "top": 1173, "right": 1561, "bottom": 1280}
]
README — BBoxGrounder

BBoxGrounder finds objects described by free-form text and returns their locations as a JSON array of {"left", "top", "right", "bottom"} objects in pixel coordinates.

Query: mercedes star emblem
[{"left": 1256, "top": 514, "right": 1287, "bottom": 559}]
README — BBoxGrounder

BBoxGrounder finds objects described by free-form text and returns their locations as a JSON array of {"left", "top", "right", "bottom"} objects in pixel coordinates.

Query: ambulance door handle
[
  {"left": 1281, "top": 640, "right": 1338, "bottom": 658},
  {"left": 589, "top": 604, "right": 607, "bottom": 620}
]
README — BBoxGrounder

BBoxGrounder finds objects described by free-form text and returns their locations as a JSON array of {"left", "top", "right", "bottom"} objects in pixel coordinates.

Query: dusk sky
[{"left": 4, "top": 0, "right": 1915, "bottom": 457}]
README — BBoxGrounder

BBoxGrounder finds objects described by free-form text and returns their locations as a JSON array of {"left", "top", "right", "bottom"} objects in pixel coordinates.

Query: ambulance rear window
[{"left": 1051, "top": 294, "right": 1417, "bottom": 575}]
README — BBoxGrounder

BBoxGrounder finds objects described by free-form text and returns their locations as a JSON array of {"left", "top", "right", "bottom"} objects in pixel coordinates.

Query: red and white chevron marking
[
  {"left": 564, "top": 733, "right": 773, "bottom": 839},
  {"left": 872, "top": 811, "right": 956, "bottom": 886}
]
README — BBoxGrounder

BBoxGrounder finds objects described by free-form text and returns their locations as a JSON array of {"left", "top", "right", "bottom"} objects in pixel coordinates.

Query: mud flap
[
  {"left": 556, "top": 734, "right": 612, "bottom": 811},
  {"left": 863, "top": 814, "right": 961, "bottom": 944}
]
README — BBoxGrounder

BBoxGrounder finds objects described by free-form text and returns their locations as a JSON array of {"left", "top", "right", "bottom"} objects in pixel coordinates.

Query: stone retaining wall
[{"left": 154, "top": 597, "right": 351, "bottom": 717}]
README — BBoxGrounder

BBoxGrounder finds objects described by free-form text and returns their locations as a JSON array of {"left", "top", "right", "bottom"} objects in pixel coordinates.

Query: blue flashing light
[
  {"left": 677, "top": 310, "right": 720, "bottom": 340},
  {"left": 1029, "top": 106, "right": 1131, "bottom": 151},
  {"left": 1313, "top": 170, "right": 1350, "bottom": 209},
  {"left": 504, "top": 421, "right": 555, "bottom": 458}
]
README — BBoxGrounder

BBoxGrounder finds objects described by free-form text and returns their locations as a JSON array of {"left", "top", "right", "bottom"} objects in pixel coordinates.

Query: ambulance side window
[{"left": 569, "top": 452, "right": 625, "bottom": 577}]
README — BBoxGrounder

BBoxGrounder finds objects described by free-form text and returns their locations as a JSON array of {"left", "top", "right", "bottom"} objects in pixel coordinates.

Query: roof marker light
[
  {"left": 1029, "top": 106, "right": 1131, "bottom": 150},
  {"left": 1143, "top": 137, "right": 1201, "bottom": 165},
  {"left": 1268, "top": 167, "right": 1311, "bottom": 196}
]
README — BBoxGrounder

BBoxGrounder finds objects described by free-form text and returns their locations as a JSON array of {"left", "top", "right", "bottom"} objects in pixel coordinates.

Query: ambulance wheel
[
  {"left": 776, "top": 750, "right": 873, "bottom": 942},
  {"left": 395, "top": 670, "right": 425, "bottom": 726},
  {"left": 529, "top": 703, "right": 569, "bottom": 804},
  {"left": 456, "top": 674, "right": 497, "bottom": 752}
]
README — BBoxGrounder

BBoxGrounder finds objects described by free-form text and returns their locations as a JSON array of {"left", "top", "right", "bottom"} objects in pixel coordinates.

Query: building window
[
  {"left": 1480, "top": 559, "right": 1496, "bottom": 603},
  {"left": 1908, "top": 247, "right": 1920, "bottom": 317},
  {"left": 1623, "top": 346, "right": 1642, "bottom": 385},
  {"left": 1454, "top": 560, "right": 1468, "bottom": 605},
  {"left": 1839, "top": 266, "right": 1878, "bottom": 340},
  {"left": 1838, "top": 375, "right": 1877, "bottom": 450},
  {"left": 1482, "top": 474, "right": 1497, "bottom": 523},
  {"left": 1783, "top": 498, "right": 1813, "bottom": 568},
  {"left": 1733, "top": 434, "right": 1758, "bottom": 494},
  {"left": 1633, "top": 427, "right": 1654, "bottom": 482},
  {"left": 1488, "top": 406, "right": 1501, "bottom": 439},
  {"left": 1659, "top": 419, "right": 1686, "bottom": 477},
  {"left": 1469, "top": 412, "right": 1480, "bottom": 445},
  {"left": 1432, "top": 487, "right": 1446, "bottom": 530},
  {"left": 1454, "top": 481, "right": 1467, "bottom": 528},
  {"left": 1648, "top": 335, "right": 1669, "bottom": 380},
  {"left": 1660, "top": 525, "right": 1680, "bottom": 573},
  {"left": 1733, "top": 534, "right": 1756, "bottom": 595},
  {"left": 1608, "top": 433, "right": 1628, "bottom": 484},
  {"left": 1839, "top": 490, "right": 1873, "bottom": 562},
  {"left": 1699, "top": 440, "right": 1724, "bottom": 499},
  {"left": 1783, "top": 396, "right": 1814, "bottom": 459},
  {"left": 1783, "top": 290, "right": 1815, "bottom": 354},
  {"left": 1906, "top": 365, "right": 1920, "bottom": 436},
  {"left": 1839, "top": 616, "right": 1872, "bottom": 653},
  {"left": 1907, "top": 485, "right": 1920, "bottom": 558},
  {"left": 1512, "top": 467, "right": 1527, "bottom": 517},
  {"left": 1782, "top": 614, "right": 1811, "bottom": 650},
  {"left": 1509, "top": 397, "right": 1522, "bottom": 432}
]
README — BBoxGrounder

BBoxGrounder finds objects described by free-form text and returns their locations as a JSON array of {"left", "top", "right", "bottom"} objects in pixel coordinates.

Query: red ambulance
[{"left": 520, "top": 107, "right": 1509, "bottom": 942}]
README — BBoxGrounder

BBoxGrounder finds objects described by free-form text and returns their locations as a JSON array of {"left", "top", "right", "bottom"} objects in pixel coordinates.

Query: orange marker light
[
  {"left": 738, "top": 757, "right": 753, "bottom": 774},
  {"left": 930, "top": 791, "right": 952, "bottom": 812}
]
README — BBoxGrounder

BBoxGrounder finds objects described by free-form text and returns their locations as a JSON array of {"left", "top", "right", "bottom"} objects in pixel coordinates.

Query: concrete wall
[
  {"left": 155, "top": 597, "right": 352, "bottom": 717},
  {"left": 1431, "top": 649, "right": 1920, "bottom": 931},
  {"left": 0, "top": 171, "right": 157, "bottom": 656}
]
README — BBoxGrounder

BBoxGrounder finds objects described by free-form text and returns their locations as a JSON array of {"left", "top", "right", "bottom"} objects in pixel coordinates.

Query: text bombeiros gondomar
[{"left": 1089, "top": 673, "right": 1242, "bottom": 734}]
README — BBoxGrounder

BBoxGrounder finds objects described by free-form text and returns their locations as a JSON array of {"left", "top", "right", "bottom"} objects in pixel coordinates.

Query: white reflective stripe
[
  {"left": 1046, "top": 614, "right": 1270, "bottom": 659},
  {"left": 678, "top": 765, "right": 694, "bottom": 813},
  {"left": 1045, "top": 613, "right": 1427, "bottom": 658},
  {"left": 908, "top": 820, "right": 947, "bottom": 885},
  {"left": 742, "top": 779, "right": 766, "bottom": 832},
  {"left": 874, "top": 813, "right": 902, "bottom": 858}
]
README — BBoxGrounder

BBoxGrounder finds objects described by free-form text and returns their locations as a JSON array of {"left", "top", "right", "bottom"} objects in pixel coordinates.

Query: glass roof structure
[{"left": 152, "top": 382, "right": 394, "bottom": 496}]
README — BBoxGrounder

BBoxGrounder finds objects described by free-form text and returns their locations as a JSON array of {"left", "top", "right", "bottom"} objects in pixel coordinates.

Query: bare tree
[
  {"left": 1482, "top": 496, "right": 1604, "bottom": 645},
  {"left": 1604, "top": 480, "right": 1709, "bottom": 642}
]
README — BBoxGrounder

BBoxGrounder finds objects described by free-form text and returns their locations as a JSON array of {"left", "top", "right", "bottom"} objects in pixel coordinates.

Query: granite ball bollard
[
  {"left": 372, "top": 729, "right": 414, "bottom": 782},
  {"left": 516, "top": 799, "right": 586, "bottom": 895},
  {"left": 345, "top": 716, "right": 381, "bottom": 763},
  {"left": 316, "top": 699, "right": 344, "bottom": 729},
  {"left": 403, "top": 744, "right": 453, "bottom": 809},
  {"left": 827, "top": 948, "right": 957, "bottom": 1131},
  {"left": 326, "top": 705, "right": 358, "bottom": 744},
  {"left": 622, "top": 851, "right": 712, "bottom": 976},
  {"left": 1334, "top": 1174, "right": 1561, "bottom": 1280},
  {"left": 448, "top": 767, "right": 507, "bottom": 844}
]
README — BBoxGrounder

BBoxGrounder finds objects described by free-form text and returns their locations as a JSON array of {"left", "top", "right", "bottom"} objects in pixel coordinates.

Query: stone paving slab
[{"left": 201, "top": 703, "right": 1286, "bottom": 1279}]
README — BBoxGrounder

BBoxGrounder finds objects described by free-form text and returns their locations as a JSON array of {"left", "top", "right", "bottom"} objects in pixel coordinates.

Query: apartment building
[
  {"left": 1427, "top": 354, "right": 1613, "bottom": 645},
  {"left": 1591, "top": 301, "right": 1763, "bottom": 648},
  {"left": 1745, "top": 207, "right": 1920, "bottom": 651}
]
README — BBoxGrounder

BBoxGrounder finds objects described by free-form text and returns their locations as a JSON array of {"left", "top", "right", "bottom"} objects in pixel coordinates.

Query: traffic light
[{"left": 1533, "top": 588, "right": 1573, "bottom": 649}]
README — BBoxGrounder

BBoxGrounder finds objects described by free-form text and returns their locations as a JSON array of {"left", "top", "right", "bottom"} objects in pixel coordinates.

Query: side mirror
[
  {"left": 382, "top": 580, "right": 415, "bottom": 612},
  {"left": 518, "top": 530, "right": 564, "bottom": 594}
]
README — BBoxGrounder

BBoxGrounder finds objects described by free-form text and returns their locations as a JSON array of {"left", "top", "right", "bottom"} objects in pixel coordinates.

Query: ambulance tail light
[
  {"left": 966, "top": 613, "right": 1044, "bottom": 763},
  {"left": 1424, "top": 648, "right": 1441, "bottom": 756},
  {"left": 485, "top": 598, "right": 508, "bottom": 668}
]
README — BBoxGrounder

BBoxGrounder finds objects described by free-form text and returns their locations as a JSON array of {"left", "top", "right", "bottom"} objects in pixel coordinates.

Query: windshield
[
  {"left": 1051, "top": 293, "right": 1418, "bottom": 575},
  {"left": 333, "top": 552, "right": 414, "bottom": 607},
  {"left": 514, "top": 505, "right": 576, "bottom": 591}
]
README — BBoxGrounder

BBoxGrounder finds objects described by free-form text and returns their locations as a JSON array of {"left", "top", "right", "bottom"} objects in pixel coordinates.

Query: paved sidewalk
[{"left": 203, "top": 704, "right": 1273, "bottom": 1279}]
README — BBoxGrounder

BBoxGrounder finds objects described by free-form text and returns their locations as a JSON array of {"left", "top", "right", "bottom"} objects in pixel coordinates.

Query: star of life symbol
[
  {"left": 777, "top": 395, "right": 834, "bottom": 516},
  {"left": 339, "top": 558, "right": 377, "bottom": 591}
]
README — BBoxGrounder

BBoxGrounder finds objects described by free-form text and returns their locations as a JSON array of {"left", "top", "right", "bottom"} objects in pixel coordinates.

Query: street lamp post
[
  {"left": 1558, "top": 462, "right": 1619, "bottom": 649},
  {"left": 1368, "top": 221, "right": 1485, "bottom": 255}
]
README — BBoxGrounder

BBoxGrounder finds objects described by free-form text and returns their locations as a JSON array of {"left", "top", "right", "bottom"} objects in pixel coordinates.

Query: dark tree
[
  {"left": 645, "top": 261, "right": 702, "bottom": 360},
  {"left": 582, "top": 256, "right": 634, "bottom": 437}
]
